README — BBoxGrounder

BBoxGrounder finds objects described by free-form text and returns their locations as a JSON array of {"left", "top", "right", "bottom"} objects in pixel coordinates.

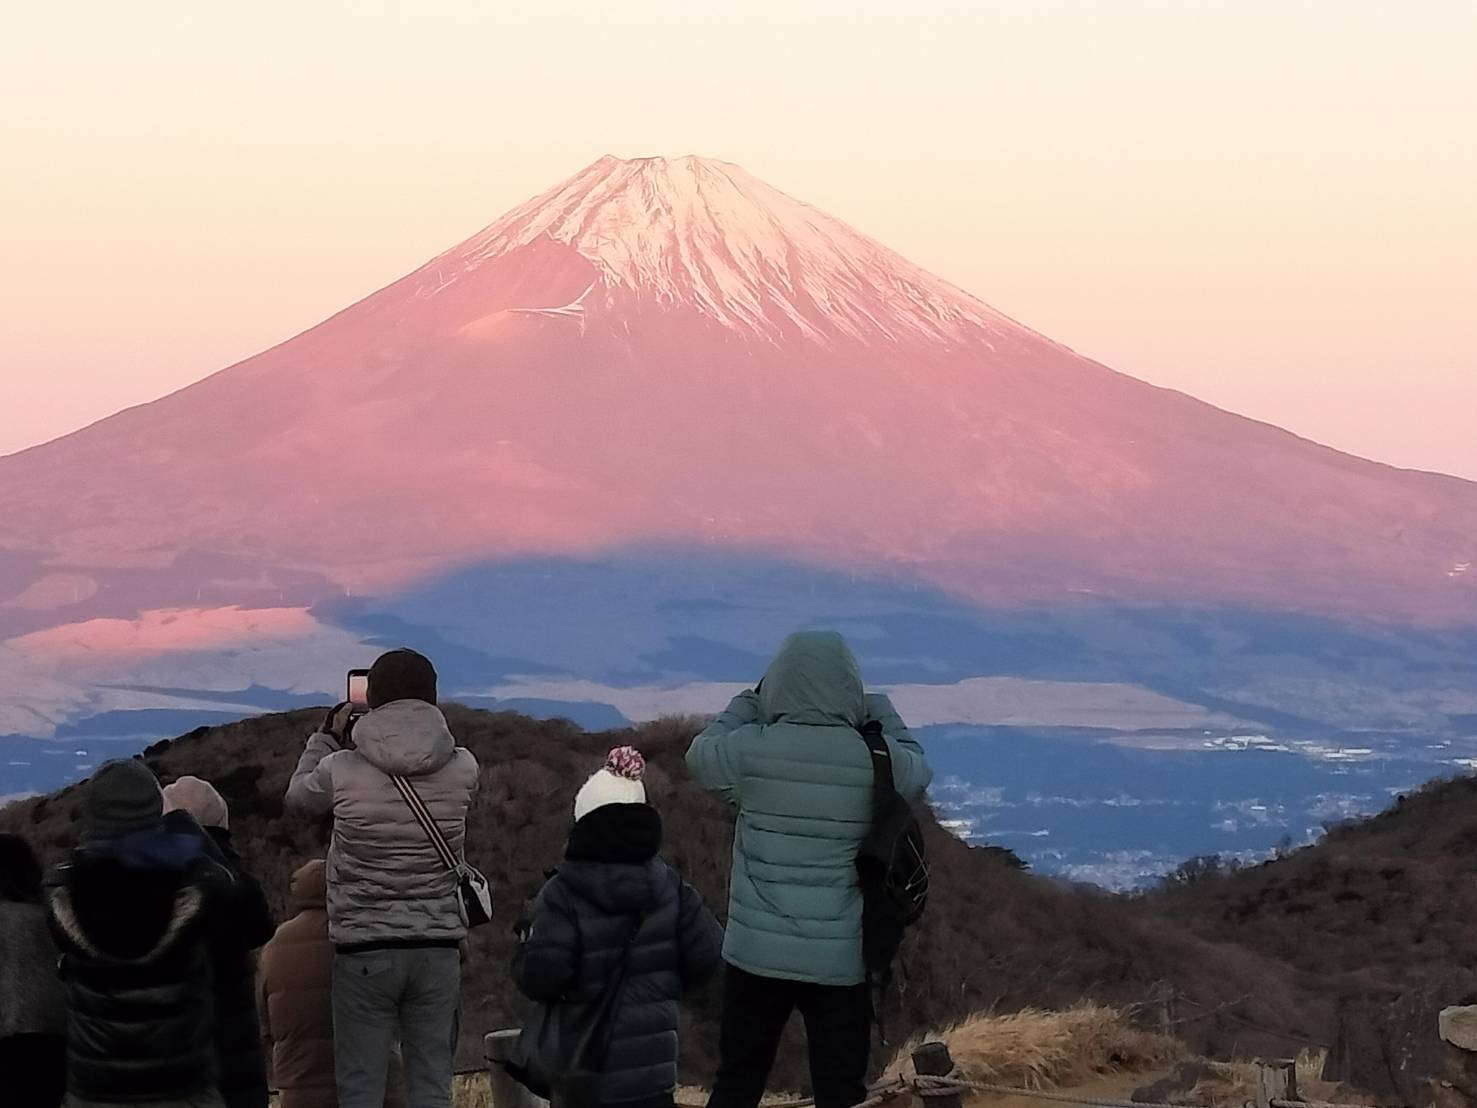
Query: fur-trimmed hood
[{"left": 50, "top": 883, "right": 206, "bottom": 965}]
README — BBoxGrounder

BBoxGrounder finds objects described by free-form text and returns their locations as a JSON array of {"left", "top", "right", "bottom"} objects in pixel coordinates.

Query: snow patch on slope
[
  {"left": 420, "top": 155, "right": 1027, "bottom": 346},
  {"left": 0, "top": 607, "right": 361, "bottom": 736}
]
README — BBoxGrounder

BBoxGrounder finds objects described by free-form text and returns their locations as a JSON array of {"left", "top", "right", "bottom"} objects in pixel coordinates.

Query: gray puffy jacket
[{"left": 284, "top": 701, "right": 480, "bottom": 947}]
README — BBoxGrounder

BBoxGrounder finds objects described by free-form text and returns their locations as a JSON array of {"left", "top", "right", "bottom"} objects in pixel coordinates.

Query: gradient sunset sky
[{"left": 3, "top": 1, "right": 1474, "bottom": 476}]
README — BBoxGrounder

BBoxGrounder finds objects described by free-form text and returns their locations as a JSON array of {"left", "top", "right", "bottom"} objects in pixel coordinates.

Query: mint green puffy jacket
[{"left": 686, "top": 632, "right": 932, "bottom": 986}]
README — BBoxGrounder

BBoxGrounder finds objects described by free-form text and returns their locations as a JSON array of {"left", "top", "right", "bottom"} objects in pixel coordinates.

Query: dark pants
[
  {"left": 0, "top": 1033, "right": 66, "bottom": 1108},
  {"left": 708, "top": 965, "right": 871, "bottom": 1108}
]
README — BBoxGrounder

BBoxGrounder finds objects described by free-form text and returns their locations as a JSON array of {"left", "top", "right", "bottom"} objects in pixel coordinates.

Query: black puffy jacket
[
  {"left": 48, "top": 827, "right": 235, "bottom": 1103},
  {"left": 512, "top": 804, "right": 724, "bottom": 1106},
  {"left": 200, "top": 824, "right": 275, "bottom": 1108}
]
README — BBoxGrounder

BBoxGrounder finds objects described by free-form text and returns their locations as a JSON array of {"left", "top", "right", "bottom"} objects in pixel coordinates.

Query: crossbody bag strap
[
  {"left": 390, "top": 774, "right": 458, "bottom": 873},
  {"left": 618, "top": 911, "right": 645, "bottom": 961},
  {"left": 586, "top": 911, "right": 648, "bottom": 1062}
]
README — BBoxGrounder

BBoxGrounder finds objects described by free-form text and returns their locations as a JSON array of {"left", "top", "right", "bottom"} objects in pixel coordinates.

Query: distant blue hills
[{"left": 5, "top": 546, "right": 1475, "bottom": 886}]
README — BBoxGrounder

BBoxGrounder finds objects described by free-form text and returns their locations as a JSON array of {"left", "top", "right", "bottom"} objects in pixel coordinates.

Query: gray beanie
[
  {"left": 162, "top": 776, "right": 229, "bottom": 830},
  {"left": 84, "top": 759, "right": 164, "bottom": 840}
]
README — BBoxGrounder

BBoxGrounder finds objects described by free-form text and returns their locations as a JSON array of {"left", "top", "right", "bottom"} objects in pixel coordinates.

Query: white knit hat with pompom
[{"left": 574, "top": 746, "right": 647, "bottom": 822}]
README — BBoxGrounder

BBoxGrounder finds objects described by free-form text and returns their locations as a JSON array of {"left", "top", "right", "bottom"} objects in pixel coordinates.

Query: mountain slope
[
  {"left": 1154, "top": 770, "right": 1477, "bottom": 1098},
  {"left": 0, "top": 705, "right": 1323, "bottom": 1084},
  {"left": 0, "top": 154, "right": 1473, "bottom": 625},
  {"left": 1157, "top": 770, "right": 1477, "bottom": 987}
]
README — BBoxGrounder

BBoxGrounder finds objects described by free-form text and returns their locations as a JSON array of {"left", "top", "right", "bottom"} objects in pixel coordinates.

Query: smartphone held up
[{"left": 347, "top": 668, "right": 370, "bottom": 715}]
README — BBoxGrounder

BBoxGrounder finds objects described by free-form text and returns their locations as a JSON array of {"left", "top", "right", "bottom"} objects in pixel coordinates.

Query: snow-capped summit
[{"left": 417, "top": 154, "right": 1021, "bottom": 345}]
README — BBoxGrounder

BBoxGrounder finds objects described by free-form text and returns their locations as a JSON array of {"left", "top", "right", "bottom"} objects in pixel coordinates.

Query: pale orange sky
[{"left": 3, "top": 2, "right": 1474, "bottom": 476}]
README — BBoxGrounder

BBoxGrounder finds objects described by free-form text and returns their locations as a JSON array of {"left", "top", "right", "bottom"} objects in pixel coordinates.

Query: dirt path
[{"left": 967, "top": 1070, "right": 1172, "bottom": 1108}]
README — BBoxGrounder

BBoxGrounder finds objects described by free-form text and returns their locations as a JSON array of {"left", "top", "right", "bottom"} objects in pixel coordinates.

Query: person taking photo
[{"left": 284, "top": 648, "right": 480, "bottom": 1108}]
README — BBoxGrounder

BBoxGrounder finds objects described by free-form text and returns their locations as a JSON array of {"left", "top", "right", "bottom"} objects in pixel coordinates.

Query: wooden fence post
[
  {"left": 912, "top": 1042, "right": 961, "bottom": 1108},
  {"left": 1155, "top": 982, "right": 1176, "bottom": 1037},
  {"left": 1255, "top": 1060, "right": 1299, "bottom": 1108},
  {"left": 485, "top": 1029, "right": 548, "bottom": 1108}
]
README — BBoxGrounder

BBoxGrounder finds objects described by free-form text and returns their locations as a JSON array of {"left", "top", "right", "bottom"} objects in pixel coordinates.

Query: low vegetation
[
  {"left": 1149, "top": 772, "right": 1477, "bottom": 1099},
  {"left": 1153, "top": 774, "right": 1477, "bottom": 987}
]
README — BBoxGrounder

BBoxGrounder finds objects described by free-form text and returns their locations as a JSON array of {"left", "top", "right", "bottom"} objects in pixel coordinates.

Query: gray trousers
[{"left": 333, "top": 948, "right": 461, "bottom": 1108}]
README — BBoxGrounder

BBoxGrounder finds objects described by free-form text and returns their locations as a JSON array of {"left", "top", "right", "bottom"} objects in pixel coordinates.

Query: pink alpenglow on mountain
[{"left": 1, "top": 154, "right": 1474, "bottom": 623}]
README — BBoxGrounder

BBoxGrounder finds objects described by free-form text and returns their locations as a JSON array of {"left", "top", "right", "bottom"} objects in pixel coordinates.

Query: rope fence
[
  {"left": 944, "top": 1078, "right": 1173, "bottom": 1108},
  {"left": 664, "top": 1071, "right": 1376, "bottom": 1108},
  {"left": 1172, "top": 995, "right": 1331, "bottom": 1051},
  {"left": 471, "top": 1057, "right": 1396, "bottom": 1108},
  {"left": 459, "top": 1068, "right": 1388, "bottom": 1108}
]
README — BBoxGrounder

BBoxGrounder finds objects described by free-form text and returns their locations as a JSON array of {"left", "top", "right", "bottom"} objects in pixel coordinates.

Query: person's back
[
  {"left": 511, "top": 749, "right": 723, "bottom": 1108},
  {"left": 48, "top": 759, "right": 232, "bottom": 1108},
  {"left": 283, "top": 648, "right": 478, "bottom": 1108},
  {"left": 259, "top": 860, "right": 337, "bottom": 1108},
  {"left": 306, "top": 700, "right": 477, "bottom": 947},
  {"left": 259, "top": 859, "right": 406, "bottom": 1108},
  {"left": 0, "top": 833, "right": 66, "bottom": 1108},
  {"left": 686, "top": 631, "right": 932, "bottom": 1108},
  {"left": 162, "top": 777, "right": 277, "bottom": 1108}
]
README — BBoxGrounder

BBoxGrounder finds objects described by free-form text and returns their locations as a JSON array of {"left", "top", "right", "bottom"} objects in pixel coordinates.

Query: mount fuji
[
  {"left": 2, "top": 155, "right": 1475, "bottom": 879},
  {"left": 4, "top": 154, "right": 1473, "bottom": 619}
]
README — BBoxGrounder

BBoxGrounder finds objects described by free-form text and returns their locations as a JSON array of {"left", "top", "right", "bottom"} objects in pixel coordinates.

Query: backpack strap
[
  {"left": 857, "top": 720, "right": 900, "bottom": 1029},
  {"left": 858, "top": 719, "right": 899, "bottom": 816}
]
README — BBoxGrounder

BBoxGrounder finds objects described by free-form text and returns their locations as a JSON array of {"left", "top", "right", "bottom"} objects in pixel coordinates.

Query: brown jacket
[{"left": 258, "top": 860, "right": 404, "bottom": 1108}]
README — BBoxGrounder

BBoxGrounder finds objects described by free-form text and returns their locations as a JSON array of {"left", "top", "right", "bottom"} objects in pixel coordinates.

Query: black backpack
[{"left": 855, "top": 720, "right": 929, "bottom": 983}]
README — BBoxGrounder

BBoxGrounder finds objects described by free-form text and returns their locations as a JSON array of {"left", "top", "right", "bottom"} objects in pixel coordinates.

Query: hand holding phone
[{"left": 320, "top": 702, "right": 356, "bottom": 744}]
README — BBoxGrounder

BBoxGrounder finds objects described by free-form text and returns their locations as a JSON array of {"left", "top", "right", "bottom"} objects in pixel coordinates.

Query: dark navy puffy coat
[
  {"left": 199, "top": 824, "right": 275, "bottom": 1108},
  {"left": 512, "top": 803, "right": 723, "bottom": 1105},
  {"left": 48, "top": 827, "right": 234, "bottom": 1103}
]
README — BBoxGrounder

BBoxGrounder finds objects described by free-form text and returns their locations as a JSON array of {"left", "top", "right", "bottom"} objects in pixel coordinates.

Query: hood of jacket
[
  {"left": 758, "top": 631, "right": 865, "bottom": 727},
  {"left": 289, "top": 859, "right": 327, "bottom": 912},
  {"left": 558, "top": 857, "right": 671, "bottom": 916},
  {"left": 349, "top": 699, "right": 456, "bottom": 777},
  {"left": 56, "top": 825, "right": 233, "bottom": 962},
  {"left": 567, "top": 803, "right": 662, "bottom": 865},
  {"left": 559, "top": 804, "right": 667, "bottom": 914},
  {"left": 51, "top": 882, "right": 206, "bottom": 965}
]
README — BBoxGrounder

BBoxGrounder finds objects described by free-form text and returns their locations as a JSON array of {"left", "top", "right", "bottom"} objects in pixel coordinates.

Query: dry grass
[
  {"left": 1188, "top": 1051, "right": 1377, "bottom": 1107},
  {"left": 452, "top": 1075, "right": 791, "bottom": 1108},
  {"left": 885, "top": 1004, "right": 1184, "bottom": 1091},
  {"left": 453, "top": 1070, "right": 493, "bottom": 1108},
  {"left": 269, "top": 1072, "right": 493, "bottom": 1108},
  {"left": 675, "top": 1087, "right": 808, "bottom": 1107}
]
